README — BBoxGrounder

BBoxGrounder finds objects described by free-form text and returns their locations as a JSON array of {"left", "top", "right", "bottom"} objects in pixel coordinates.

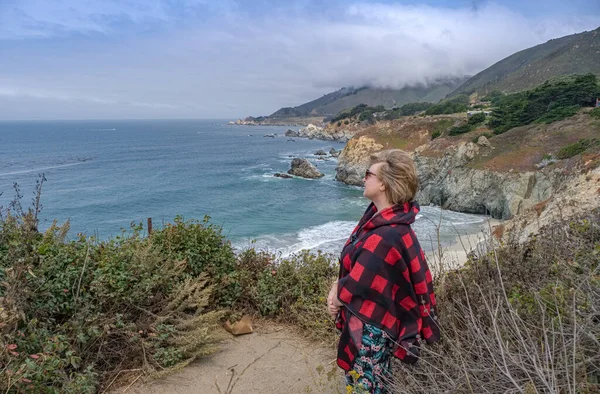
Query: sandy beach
[{"left": 425, "top": 217, "right": 501, "bottom": 276}]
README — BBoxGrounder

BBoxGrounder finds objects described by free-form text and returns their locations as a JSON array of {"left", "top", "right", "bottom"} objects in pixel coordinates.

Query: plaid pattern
[{"left": 336, "top": 201, "right": 440, "bottom": 371}]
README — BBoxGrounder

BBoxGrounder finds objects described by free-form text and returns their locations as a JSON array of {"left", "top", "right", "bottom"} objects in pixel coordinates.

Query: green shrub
[
  {"left": 467, "top": 112, "right": 487, "bottom": 126},
  {"left": 489, "top": 74, "right": 600, "bottom": 134},
  {"left": 535, "top": 105, "right": 579, "bottom": 124},
  {"left": 0, "top": 189, "right": 225, "bottom": 392},
  {"left": 449, "top": 123, "right": 473, "bottom": 136},
  {"left": 431, "top": 119, "right": 453, "bottom": 139},
  {"left": 556, "top": 138, "right": 599, "bottom": 159},
  {"left": 344, "top": 119, "right": 350, "bottom": 125},
  {"left": 481, "top": 90, "right": 504, "bottom": 105},
  {"left": 233, "top": 248, "right": 337, "bottom": 340},
  {"left": 425, "top": 95, "right": 470, "bottom": 115},
  {"left": 149, "top": 215, "right": 237, "bottom": 307},
  {"left": 590, "top": 107, "right": 600, "bottom": 119}
]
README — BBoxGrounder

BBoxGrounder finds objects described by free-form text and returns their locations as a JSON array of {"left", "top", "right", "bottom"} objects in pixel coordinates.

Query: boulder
[
  {"left": 329, "top": 148, "right": 340, "bottom": 158},
  {"left": 288, "top": 158, "right": 324, "bottom": 179},
  {"left": 285, "top": 129, "right": 299, "bottom": 137},
  {"left": 274, "top": 173, "right": 293, "bottom": 179},
  {"left": 314, "top": 149, "right": 327, "bottom": 156},
  {"left": 477, "top": 135, "right": 491, "bottom": 148}
]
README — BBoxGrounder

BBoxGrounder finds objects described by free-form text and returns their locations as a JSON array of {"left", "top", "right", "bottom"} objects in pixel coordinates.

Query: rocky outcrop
[
  {"left": 329, "top": 148, "right": 340, "bottom": 158},
  {"left": 288, "top": 158, "right": 324, "bottom": 179},
  {"left": 285, "top": 129, "right": 299, "bottom": 137},
  {"left": 336, "top": 139, "right": 564, "bottom": 219},
  {"left": 298, "top": 124, "right": 355, "bottom": 141},
  {"left": 314, "top": 149, "right": 327, "bottom": 156},
  {"left": 335, "top": 136, "right": 384, "bottom": 185},
  {"left": 499, "top": 165, "right": 600, "bottom": 242},
  {"left": 414, "top": 143, "right": 562, "bottom": 219}
]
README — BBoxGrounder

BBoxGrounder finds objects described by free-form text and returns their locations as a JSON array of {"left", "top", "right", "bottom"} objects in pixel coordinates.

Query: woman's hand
[{"left": 327, "top": 281, "right": 343, "bottom": 319}]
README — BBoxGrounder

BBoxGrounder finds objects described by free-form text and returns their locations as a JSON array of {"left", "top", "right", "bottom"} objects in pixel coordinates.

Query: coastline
[{"left": 426, "top": 217, "right": 501, "bottom": 275}]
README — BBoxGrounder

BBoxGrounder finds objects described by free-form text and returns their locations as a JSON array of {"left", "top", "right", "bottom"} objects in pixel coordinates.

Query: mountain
[
  {"left": 451, "top": 27, "right": 600, "bottom": 97},
  {"left": 268, "top": 78, "right": 467, "bottom": 120}
]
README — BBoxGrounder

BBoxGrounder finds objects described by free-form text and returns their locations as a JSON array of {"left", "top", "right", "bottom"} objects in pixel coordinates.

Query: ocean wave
[{"left": 233, "top": 220, "right": 356, "bottom": 258}]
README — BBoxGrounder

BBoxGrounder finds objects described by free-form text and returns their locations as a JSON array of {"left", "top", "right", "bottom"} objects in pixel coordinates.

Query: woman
[{"left": 327, "top": 149, "right": 440, "bottom": 393}]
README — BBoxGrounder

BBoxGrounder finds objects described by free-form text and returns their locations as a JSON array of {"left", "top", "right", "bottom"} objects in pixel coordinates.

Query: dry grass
[{"left": 387, "top": 211, "right": 600, "bottom": 393}]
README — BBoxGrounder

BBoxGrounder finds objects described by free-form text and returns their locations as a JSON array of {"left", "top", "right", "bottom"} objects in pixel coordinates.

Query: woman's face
[{"left": 363, "top": 162, "right": 385, "bottom": 201}]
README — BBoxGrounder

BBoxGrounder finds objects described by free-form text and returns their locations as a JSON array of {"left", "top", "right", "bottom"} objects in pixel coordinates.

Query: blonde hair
[{"left": 369, "top": 149, "right": 418, "bottom": 204}]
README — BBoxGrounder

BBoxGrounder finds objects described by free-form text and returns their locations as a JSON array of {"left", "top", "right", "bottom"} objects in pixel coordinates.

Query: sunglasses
[{"left": 365, "top": 169, "right": 377, "bottom": 178}]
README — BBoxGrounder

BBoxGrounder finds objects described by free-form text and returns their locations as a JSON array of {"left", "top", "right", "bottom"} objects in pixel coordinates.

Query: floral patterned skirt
[{"left": 344, "top": 323, "right": 393, "bottom": 394}]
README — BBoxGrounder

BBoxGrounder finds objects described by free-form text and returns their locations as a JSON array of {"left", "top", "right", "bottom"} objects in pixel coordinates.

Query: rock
[
  {"left": 314, "top": 149, "right": 327, "bottom": 156},
  {"left": 274, "top": 173, "right": 293, "bottom": 179},
  {"left": 335, "top": 136, "right": 384, "bottom": 185},
  {"left": 285, "top": 129, "right": 299, "bottom": 137},
  {"left": 335, "top": 135, "right": 559, "bottom": 219},
  {"left": 263, "top": 134, "right": 275, "bottom": 138},
  {"left": 329, "top": 148, "right": 340, "bottom": 158},
  {"left": 414, "top": 149, "right": 556, "bottom": 219},
  {"left": 477, "top": 136, "right": 491, "bottom": 148},
  {"left": 298, "top": 124, "right": 324, "bottom": 139},
  {"left": 501, "top": 166, "right": 600, "bottom": 243},
  {"left": 296, "top": 123, "right": 357, "bottom": 142},
  {"left": 288, "top": 158, "right": 324, "bottom": 179}
]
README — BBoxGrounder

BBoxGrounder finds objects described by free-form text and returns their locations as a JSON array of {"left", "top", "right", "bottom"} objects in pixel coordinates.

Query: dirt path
[{"left": 123, "top": 324, "right": 345, "bottom": 394}]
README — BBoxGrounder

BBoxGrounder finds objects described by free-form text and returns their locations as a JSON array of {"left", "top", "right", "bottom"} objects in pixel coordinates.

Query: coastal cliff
[{"left": 335, "top": 111, "right": 600, "bottom": 219}]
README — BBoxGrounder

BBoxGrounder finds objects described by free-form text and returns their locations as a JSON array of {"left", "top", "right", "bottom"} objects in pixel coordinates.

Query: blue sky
[{"left": 0, "top": 0, "right": 599, "bottom": 120}]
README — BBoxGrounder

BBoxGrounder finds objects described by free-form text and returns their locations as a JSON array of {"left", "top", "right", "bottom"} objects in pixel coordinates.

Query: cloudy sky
[{"left": 1, "top": 0, "right": 599, "bottom": 120}]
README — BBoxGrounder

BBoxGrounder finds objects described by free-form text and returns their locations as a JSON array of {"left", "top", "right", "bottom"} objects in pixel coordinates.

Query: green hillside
[
  {"left": 451, "top": 27, "right": 600, "bottom": 96},
  {"left": 269, "top": 78, "right": 466, "bottom": 119}
]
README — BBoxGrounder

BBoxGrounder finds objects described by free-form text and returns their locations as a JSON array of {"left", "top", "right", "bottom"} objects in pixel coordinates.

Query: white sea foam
[
  {"left": 234, "top": 220, "right": 356, "bottom": 258},
  {"left": 234, "top": 206, "right": 491, "bottom": 258}
]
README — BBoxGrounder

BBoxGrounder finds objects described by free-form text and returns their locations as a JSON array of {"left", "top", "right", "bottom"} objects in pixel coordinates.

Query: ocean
[{"left": 0, "top": 119, "right": 488, "bottom": 257}]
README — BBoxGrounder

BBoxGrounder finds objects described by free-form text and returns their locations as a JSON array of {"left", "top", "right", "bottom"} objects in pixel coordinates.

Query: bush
[
  {"left": 149, "top": 215, "right": 237, "bottom": 307},
  {"left": 425, "top": 95, "right": 470, "bottom": 115},
  {"left": 489, "top": 74, "right": 600, "bottom": 134},
  {"left": 383, "top": 102, "right": 434, "bottom": 120},
  {"left": 389, "top": 211, "right": 600, "bottom": 393},
  {"left": 535, "top": 105, "right": 579, "bottom": 124},
  {"left": 448, "top": 123, "right": 473, "bottom": 136},
  {"left": 234, "top": 249, "right": 337, "bottom": 340},
  {"left": 590, "top": 107, "right": 600, "bottom": 119},
  {"left": 467, "top": 112, "right": 486, "bottom": 126},
  {"left": 481, "top": 90, "right": 504, "bottom": 105},
  {"left": 0, "top": 186, "right": 225, "bottom": 392},
  {"left": 556, "top": 138, "right": 599, "bottom": 159},
  {"left": 431, "top": 119, "right": 454, "bottom": 139}
]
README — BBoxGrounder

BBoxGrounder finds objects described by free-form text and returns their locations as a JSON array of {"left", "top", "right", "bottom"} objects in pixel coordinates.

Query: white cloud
[
  {"left": 0, "top": 1, "right": 599, "bottom": 119},
  {"left": 0, "top": 85, "right": 182, "bottom": 110}
]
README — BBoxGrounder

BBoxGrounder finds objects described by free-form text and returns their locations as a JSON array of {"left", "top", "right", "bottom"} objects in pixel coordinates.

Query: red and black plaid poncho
[{"left": 335, "top": 201, "right": 440, "bottom": 371}]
